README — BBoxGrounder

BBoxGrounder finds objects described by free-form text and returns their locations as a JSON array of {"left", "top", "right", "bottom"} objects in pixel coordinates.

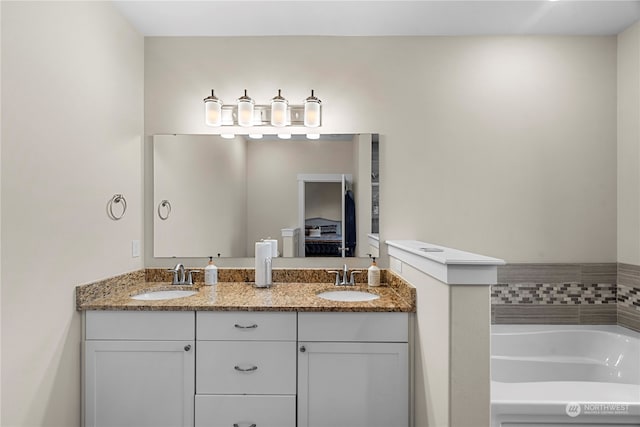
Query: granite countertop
[{"left": 76, "top": 269, "right": 416, "bottom": 313}]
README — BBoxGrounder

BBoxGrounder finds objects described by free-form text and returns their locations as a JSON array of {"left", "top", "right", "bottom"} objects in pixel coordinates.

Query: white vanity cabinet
[
  {"left": 195, "top": 311, "right": 297, "bottom": 427},
  {"left": 297, "top": 312, "right": 409, "bottom": 427},
  {"left": 83, "top": 311, "right": 195, "bottom": 427}
]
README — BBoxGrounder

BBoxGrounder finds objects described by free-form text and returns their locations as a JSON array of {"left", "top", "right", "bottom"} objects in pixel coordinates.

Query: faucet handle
[
  {"left": 349, "top": 270, "right": 366, "bottom": 285},
  {"left": 326, "top": 270, "right": 341, "bottom": 286},
  {"left": 186, "top": 270, "right": 200, "bottom": 285},
  {"left": 166, "top": 268, "right": 180, "bottom": 285}
]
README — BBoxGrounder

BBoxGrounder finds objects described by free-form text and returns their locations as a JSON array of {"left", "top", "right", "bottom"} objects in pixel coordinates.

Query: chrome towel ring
[
  {"left": 108, "top": 194, "right": 127, "bottom": 220},
  {"left": 157, "top": 200, "right": 171, "bottom": 220}
]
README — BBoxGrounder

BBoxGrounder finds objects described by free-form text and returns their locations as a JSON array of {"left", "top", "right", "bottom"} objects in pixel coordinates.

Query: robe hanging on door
[{"left": 344, "top": 189, "right": 356, "bottom": 257}]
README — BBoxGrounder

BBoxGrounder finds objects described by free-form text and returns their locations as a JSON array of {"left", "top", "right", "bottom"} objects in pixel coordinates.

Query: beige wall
[
  {"left": 618, "top": 22, "right": 640, "bottom": 265},
  {"left": 145, "top": 36, "right": 617, "bottom": 263},
  {"left": 1, "top": 2, "right": 143, "bottom": 426},
  {"left": 305, "top": 182, "right": 342, "bottom": 221}
]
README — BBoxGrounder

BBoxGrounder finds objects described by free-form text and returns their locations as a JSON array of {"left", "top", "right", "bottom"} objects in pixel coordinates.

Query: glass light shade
[
  {"left": 277, "top": 133, "right": 292, "bottom": 139},
  {"left": 205, "top": 101, "right": 222, "bottom": 126},
  {"left": 237, "top": 89, "right": 254, "bottom": 127},
  {"left": 220, "top": 133, "right": 236, "bottom": 139},
  {"left": 306, "top": 133, "right": 320, "bottom": 140},
  {"left": 271, "top": 89, "right": 288, "bottom": 127},
  {"left": 249, "top": 133, "right": 263, "bottom": 139},
  {"left": 304, "top": 90, "right": 321, "bottom": 127},
  {"left": 203, "top": 89, "right": 223, "bottom": 126}
]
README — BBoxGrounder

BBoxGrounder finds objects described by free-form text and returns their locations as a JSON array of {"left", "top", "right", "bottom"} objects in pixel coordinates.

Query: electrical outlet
[{"left": 132, "top": 240, "right": 141, "bottom": 258}]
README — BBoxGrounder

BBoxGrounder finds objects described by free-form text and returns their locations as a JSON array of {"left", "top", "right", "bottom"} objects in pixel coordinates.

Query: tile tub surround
[
  {"left": 76, "top": 268, "right": 415, "bottom": 312},
  {"left": 492, "top": 263, "right": 640, "bottom": 332},
  {"left": 618, "top": 263, "right": 640, "bottom": 332}
]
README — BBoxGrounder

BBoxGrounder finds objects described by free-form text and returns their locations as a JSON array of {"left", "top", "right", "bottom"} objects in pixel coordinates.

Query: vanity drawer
[
  {"left": 196, "top": 311, "right": 296, "bottom": 341},
  {"left": 85, "top": 311, "right": 195, "bottom": 340},
  {"left": 196, "top": 341, "right": 296, "bottom": 394},
  {"left": 298, "top": 312, "right": 408, "bottom": 342},
  {"left": 195, "top": 395, "right": 295, "bottom": 427}
]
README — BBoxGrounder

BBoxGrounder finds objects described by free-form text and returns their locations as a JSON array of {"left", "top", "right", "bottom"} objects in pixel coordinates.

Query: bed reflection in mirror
[{"left": 153, "top": 134, "right": 378, "bottom": 259}]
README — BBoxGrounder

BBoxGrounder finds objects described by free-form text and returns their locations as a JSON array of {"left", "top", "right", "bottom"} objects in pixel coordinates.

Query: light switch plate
[{"left": 132, "top": 240, "right": 141, "bottom": 258}]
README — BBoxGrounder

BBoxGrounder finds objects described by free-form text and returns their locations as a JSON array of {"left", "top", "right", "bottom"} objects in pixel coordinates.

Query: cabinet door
[
  {"left": 298, "top": 342, "right": 409, "bottom": 427},
  {"left": 84, "top": 340, "right": 195, "bottom": 427}
]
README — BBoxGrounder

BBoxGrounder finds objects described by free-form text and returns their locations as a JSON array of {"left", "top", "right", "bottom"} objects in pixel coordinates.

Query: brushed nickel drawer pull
[
  {"left": 234, "top": 365, "right": 258, "bottom": 372},
  {"left": 234, "top": 323, "right": 258, "bottom": 329},
  {"left": 233, "top": 424, "right": 256, "bottom": 427}
]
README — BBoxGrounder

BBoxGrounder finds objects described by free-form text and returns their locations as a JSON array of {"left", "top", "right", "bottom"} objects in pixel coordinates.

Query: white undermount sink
[
  {"left": 131, "top": 290, "right": 197, "bottom": 301},
  {"left": 316, "top": 290, "right": 380, "bottom": 302}
]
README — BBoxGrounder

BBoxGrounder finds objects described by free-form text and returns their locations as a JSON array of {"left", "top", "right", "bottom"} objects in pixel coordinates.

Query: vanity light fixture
[
  {"left": 203, "top": 89, "right": 322, "bottom": 128},
  {"left": 277, "top": 133, "right": 292, "bottom": 140},
  {"left": 306, "top": 133, "right": 320, "bottom": 140},
  {"left": 220, "top": 133, "right": 236, "bottom": 139},
  {"left": 249, "top": 133, "right": 263, "bottom": 139}
]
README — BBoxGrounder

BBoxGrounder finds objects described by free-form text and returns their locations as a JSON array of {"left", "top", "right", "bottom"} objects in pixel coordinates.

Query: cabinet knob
[
  {"left": 300, "top": 345, "right": 306, "bottom": 353},
  {"left": 184, "top": 345, "right": 191, "bottom": 351}
]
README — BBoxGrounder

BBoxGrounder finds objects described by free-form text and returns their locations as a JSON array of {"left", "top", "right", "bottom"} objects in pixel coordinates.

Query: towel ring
[
  {"left": 157, "top": 199, "right": 171, "bottom": 220},
  {"left": 108, "top": 194, "right": 127, "bottom": 220}
]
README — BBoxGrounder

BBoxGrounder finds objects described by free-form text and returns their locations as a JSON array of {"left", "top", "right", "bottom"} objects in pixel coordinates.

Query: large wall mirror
[{"left": 153, "top": 133, "right": 379, "bottom": 259}]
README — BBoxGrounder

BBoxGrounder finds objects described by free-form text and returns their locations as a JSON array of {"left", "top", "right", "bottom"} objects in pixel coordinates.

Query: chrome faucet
[
  {"left": 327, "top": 264, "right": 364, "bottom": 286},
  {"left": 168, "top": 263, "right": 185, "bottom": 284},
  {"left": 167, "top": 263, "right": 199, "bottom": 285}
]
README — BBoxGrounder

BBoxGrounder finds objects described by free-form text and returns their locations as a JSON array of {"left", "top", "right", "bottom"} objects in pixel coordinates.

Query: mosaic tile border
[
  {"left": 618, "top": 263, "right": 640, "bottom": 332},
  {"left": 491, "top": 283, "right": 617, "bottom": 305},
  {"left": 492, "top": 263, "right": 640, "bottom": 332}
]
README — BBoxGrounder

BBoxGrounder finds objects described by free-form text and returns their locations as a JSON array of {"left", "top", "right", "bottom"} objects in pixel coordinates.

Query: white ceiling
[{"left": 113, "top": 0, "right": 640, "bottom": 37}]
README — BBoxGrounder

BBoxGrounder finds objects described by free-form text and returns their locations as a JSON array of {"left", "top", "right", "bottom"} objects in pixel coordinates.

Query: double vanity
[{"left": 77, "top": 268, "right": 415, "bottom": 427}]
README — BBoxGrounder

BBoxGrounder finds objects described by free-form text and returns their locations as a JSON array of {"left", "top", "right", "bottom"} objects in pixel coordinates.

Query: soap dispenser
[
  {"left": 367, "top": 255, "right": 381, "bottom": 287},
  {"left": 204, "top": 256, "right": 218, "bottom": 285}
]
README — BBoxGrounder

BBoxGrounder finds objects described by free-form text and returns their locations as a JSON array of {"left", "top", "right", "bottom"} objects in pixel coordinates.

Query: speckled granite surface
[{"left": 77, "top": 269, "right": 415, "bottom": 313}]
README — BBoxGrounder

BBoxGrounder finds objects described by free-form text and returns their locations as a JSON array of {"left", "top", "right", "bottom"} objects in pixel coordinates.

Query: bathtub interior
[
  {"left": 491, "top": 325, "right": 640, "bottom": 385},
  {"left": 491, "top": 325, "right": 640, "bottom": 427}
]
